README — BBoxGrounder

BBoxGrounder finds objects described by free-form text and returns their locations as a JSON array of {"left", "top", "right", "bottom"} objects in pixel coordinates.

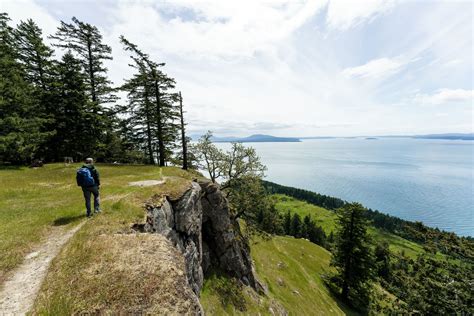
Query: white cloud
[
  {"left": 414, "top": 89, "right": 474, "bottom": 105},
  {"left": 442, "top": 59, "right": 463, "bottom": 68},
  {"left": 2, "top": 0, "right": 472, "bottom": 136},
  {"left": 1, "top": 0, "right": 59, "bottom": 39},
  {"left": 110, "top": 0, "right": 326, "bottom": 59},
  {"left": 342, "top": 57, "right": 405, "bottom": 79},
  {"left": 326, "top": 0, "right": 397, "bottom": 30}
]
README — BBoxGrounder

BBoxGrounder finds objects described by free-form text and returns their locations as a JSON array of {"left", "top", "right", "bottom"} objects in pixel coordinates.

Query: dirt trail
[{"left": 0, "top": 221, "right": 86, "bottom": 315}]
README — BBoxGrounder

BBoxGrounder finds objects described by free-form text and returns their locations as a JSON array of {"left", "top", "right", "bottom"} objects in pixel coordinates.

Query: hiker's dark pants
[{"left": 82, "top": 186, "right": 100, "bottom": 215}]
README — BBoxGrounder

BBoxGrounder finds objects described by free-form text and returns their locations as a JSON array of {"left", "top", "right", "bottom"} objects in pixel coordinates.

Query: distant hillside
[
  {"left": 412, "top": 133, "right": 474, "bottom": 140},
  {"left": 192, "top": 134, "right": 301, "bottom": 143}
]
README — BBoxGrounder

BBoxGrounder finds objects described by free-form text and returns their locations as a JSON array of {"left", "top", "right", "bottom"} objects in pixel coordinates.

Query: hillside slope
[
  {"left": 200, "top": 235, "right": 356, "bottom": 315},
  {"left": 252, "top": 236, "right": 355, "bottom": 315},
  {"left": 273, "top": 194, "right": 428, "bottom": 258}
]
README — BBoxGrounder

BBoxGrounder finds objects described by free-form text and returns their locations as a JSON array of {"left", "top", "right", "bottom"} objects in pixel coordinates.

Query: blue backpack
[{"left": 77, "top": 167, "right": 95, "bottom": 187}]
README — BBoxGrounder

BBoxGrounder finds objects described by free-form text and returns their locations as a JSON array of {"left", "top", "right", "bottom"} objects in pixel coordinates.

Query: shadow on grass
[
  {"left": 322, "top": 275, "right": 360, "bottom": 316},
  {"left": 0, "top": 164, "right": 22, "bottom": 170},
  {"left": 53, "top": 214, "right": 86, "bottom": 226}
]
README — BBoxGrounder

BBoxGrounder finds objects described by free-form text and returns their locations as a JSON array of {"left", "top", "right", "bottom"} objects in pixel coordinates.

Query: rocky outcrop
[
  {"left": 199, "top": 180, "right": 259, "bottom": 289},
  {"left": 142, "top": 179, "right": 260, "bottom": 295}
]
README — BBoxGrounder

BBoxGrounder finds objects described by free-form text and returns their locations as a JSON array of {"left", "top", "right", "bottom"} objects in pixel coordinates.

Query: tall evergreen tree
[
  {"left": 0, "top": 13, "right": 50, "bottom": 163},
  {"left": 283, "top": 211, "right": 292, "bottom": 235},
  {"left": 331, "top": 202, "right": 375, "bottom": 310},
  {"left": 50, "top": 17, "right": 117, "bottom": 159},
  {"left": 48, "top": 52, "right": 97, "bottom": 161},
  {"left": 120, "top": 36, "right": 180, "bottom": 166},
  {"left": 50, "top": 17, "right": 115, "bottom": 105},
  {"left": 14, "top": 19, "right": 53, "bottom": 90},
  {"left": 302, "top": 215, "right": 312, "bottom": 239},
  {"left": 14, "top": 19, "right": 59, "bottom": 160},
  {"left": 151, "top": 73, "right": 179, "bottom": 165},
  {"left": 290, "top": 213, "right": 302, "bottom": 237},
  {"left": 178, "top": 91, "right": 188, "bottom": 170},
  {"left": 374, "top": 241, "right": 391, "bottom": 280},
  {"left": 121, "top": 62, "right": 156, "bottom": 164}
]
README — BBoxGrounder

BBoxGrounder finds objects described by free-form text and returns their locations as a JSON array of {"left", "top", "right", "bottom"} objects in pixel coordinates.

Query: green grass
[
  {"left": 200, "top": 272, "right": 274, "bottom": 315},
  {"left": 21, "top": 164, "right": 199, "bottom": 314},
  {"left": 0, "top": 163, "right": 195, "bottom": 280},
  {"left": 252, "top": 235, "right": 357, "bottom": 316},
  {"left": 200, "top": 235, "right": 356, "bottom": 316},
  {"left": 273, "top": 194, "right": 427, "bottom": 258},
  {"left": 0, "top": 164, "right": 434, "bottom": 314}
]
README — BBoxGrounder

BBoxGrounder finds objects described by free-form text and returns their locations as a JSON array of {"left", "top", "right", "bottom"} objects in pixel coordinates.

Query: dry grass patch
[{"left": 34, "top": 232, "right": 201, "bottom": 315}]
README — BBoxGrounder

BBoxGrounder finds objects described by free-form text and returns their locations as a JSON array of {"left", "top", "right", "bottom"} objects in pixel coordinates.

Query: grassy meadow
[
  {"left": 273, "top": 194, "right": 428, "bottom": 258},
  {"left": 200, "top": 235, "right": 356, "bottom": 315},
  {"left": 0, "top": 163, "right": 195, "bottom": 280}
]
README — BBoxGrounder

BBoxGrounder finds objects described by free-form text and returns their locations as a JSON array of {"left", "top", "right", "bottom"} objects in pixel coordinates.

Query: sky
[{"left": 2, "top": 0, "right": 473, "bottom": 137}]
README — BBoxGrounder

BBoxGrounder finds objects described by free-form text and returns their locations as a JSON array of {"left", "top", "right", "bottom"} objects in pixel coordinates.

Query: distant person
[{"left": 76, "top": 158, "right": 101, "bottom": 218}]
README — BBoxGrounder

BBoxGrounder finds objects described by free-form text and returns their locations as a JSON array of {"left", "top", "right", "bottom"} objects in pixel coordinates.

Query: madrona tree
[{"left": 194, "top": 131, "right": 275, "bottom": 230}]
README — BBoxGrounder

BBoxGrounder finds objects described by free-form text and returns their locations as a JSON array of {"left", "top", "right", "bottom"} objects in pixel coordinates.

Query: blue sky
[{"left": 3, "top": 0, "right": 473, "bottom": 136}]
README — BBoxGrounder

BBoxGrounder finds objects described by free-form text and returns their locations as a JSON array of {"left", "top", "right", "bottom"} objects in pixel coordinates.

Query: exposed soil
[
  {"left": 128, "top": 179, "right": 166, "bottom": 187},
  {"left": 0, "top": 221, "right": 85, "bottom": 315}
]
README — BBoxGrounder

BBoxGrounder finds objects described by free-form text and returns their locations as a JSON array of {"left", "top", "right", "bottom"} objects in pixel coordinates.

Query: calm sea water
[{"left": 216, "top": 138, "right": 473, "bottom": 236}]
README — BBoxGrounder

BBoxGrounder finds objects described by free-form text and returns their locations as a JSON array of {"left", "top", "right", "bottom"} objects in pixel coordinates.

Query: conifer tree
[
  {"left": 120, "top": 36, "right": 180, "bottom": 166},
  {"left": 50, "top": 17, "right": 115, "bottom": 105},
  {"left": 290, "top": 213, "right": 302, "bottom": 237},
  {"left": 50, "top": 17, "right": 117, "bottom": 160},
  {"left": 283, "top": 211, "right": 292, "bottom": 235},
  {"left": 374, "top": 241, "right": 391, "bottom": 280},
  {"left": 48, "top": 52, "right": 96, "bottom": 161},
  {"left": 151, "top": 73, "right": 179, "bottom": 165},
  {"left": 121, "top": 61, "right": 156, "bottom": 164},
  {"left": 14, "top": 19, "right": 53, "bottom": 90},
  {"left": 302, "top": 215, "right": 312, "bottom": 238},
  {"left": 331, "top": 202, "right": 375, "bottom": 309},
  {"left": 0, "top": 13, "right": 50, "bottom": 163},
  {"left": 178, "top": 91, "right": 188, "bottom": 170},
  {"left": 14, "top": 19, "right": 58, "bottom": 160}
]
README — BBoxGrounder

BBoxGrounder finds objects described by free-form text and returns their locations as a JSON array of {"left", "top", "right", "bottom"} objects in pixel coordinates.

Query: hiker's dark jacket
[{"left": 76, "top": 164, "right": 100, "bottom": 187}]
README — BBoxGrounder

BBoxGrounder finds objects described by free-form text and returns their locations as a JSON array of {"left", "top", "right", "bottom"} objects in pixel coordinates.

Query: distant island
[
  {"left": 190, "top": 133, "right": 474, "bottom": 142},
  {"left": 211, "top": 134, "right": 301, "bottom": 143},
  {"left": 412, "top": 133, "right": 474, "bottom": 140}
]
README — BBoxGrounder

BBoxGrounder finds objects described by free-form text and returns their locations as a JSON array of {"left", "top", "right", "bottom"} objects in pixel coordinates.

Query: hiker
[{"left": 76, "top": 158, "right": 101, "bottom": 217}]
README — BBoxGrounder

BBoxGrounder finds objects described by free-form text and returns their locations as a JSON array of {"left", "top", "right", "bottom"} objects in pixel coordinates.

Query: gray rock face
[
  {"left": 143, "top": 180, "right": 260, "bottom": 295},
  {"left": 199, "top": 180, "right": 259, "bottom": 290}
]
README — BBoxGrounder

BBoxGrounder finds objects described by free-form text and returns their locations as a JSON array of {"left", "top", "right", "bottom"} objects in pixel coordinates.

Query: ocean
[{"left": 215, "top": 138, "right": 473, "bottom": 236}]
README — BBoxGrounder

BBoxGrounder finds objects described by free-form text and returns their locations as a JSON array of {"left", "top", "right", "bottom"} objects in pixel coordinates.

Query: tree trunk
[
  {"left": 153, "top": 75, "right": 165, "bottom": 166},
  {"left": 86, "top": 37, "right": 96, "bottom": 103},
  {"left": 342, "top": 210, "right": 356, "bottom": 301},
  {"left": 144, "top": 81, "right": 154, "bottom": 164},
  {"left": 179, "top": 91, "right": 188, "bottom": 170},
  {"left": 35, "top": 50, "right": 46, "bottom": 91}
]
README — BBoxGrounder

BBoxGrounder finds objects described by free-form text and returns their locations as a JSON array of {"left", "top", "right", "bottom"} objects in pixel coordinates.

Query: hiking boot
[{"left": 94, "top": 209, "right": 102, "bottom": 214}]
